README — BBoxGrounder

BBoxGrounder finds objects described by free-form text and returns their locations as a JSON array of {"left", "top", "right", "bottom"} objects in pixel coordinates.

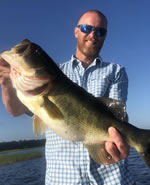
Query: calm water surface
[
  {"left": 127, "top": 148, "right": 150, "bottom": 185},
  {"left": 0, "top": 148, "right": 150, "bottom": 185},
  {"left": 0, "top": 157, "right": 46, "bottom": 185}
]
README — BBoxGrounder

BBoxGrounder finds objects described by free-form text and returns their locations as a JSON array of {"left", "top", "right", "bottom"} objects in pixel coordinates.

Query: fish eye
[
  {"left": 30, "top": 44, "right": 41, "bottom": 55},
  {"left": 34, "top": 48, "right": 42, "bottom": 55},
  {"left": 35, "top": 49, "right": 40, "bottom": 54}
]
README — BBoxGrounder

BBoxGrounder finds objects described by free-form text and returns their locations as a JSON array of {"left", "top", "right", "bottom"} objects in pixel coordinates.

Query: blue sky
[{"left": 0, "top": 0, "right": 150, "bottom": 141}]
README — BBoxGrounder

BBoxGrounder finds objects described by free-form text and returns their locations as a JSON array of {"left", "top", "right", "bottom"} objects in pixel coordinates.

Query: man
[{"left": 0, "top": 10, "right": 135, "bottom": 184}]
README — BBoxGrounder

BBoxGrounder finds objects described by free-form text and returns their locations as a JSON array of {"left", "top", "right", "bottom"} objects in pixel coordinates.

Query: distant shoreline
[
  {"left": 0, "top": 139, "right": 46, "bottom": 153},
  {"left": 0, "top": 147, "right": 44, "bottom": 166}
]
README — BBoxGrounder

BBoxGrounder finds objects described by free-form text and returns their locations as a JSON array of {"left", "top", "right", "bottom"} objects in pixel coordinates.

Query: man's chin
[{"left": 83, "top": 49, "right": 99, "bottom": 58}]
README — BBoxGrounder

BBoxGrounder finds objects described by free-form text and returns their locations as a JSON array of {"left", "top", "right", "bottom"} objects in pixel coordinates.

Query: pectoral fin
[
  {"left": 33, "top": 115, "right": 48, "bottom": 135},
  {"left": 45, "top": 96, "right": 64, "bottom": 119},
  {"left": 84, "top": 142, "right": 112, "bottom": 164}
]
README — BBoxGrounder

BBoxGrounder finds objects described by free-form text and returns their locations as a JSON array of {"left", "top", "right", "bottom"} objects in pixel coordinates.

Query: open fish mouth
[
  {"left": 10, "top": 67, "right": 50, "bottom": 95},
  {"left": 25, "top": 83, "right": 49, "bottom": 95}
]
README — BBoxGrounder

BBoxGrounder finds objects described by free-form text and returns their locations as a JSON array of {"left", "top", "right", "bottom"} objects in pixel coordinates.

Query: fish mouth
[
  {"left": 10, "top": 67, "right": 50, "bottom": 96},
  {"left": 11, "top": 67, "right": 49, "bottom": 81},
  {"left": 25, "top": 83, "right": 49, "bottom": 95}
]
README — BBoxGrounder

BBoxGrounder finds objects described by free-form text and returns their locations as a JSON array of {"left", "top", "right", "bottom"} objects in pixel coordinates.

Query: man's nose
[{"left": 88, "top": 30, "right": 97, "bottom": 38}]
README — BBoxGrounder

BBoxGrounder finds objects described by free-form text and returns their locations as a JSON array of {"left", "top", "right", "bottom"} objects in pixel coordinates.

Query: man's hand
[
  {"left": 104, "top": 127, "right": 129, "bottom": 165},
  {"left": 0, "top": 56, "right": 11, "bottom": 86}
]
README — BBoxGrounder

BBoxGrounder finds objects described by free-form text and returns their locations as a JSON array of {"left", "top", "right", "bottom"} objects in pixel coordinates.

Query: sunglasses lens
[
  {"left": 96, "top": 28, "right": 106, "bottom": 37},
  {"left": 81, "top": 25, "right": 92, "bottom": 34},
  {"left": 78, "top": 25, "right": 106, "bottom": 37}
]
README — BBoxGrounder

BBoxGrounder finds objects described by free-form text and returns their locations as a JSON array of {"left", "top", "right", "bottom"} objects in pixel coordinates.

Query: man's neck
[{"left": 75, "top": 54, "right": 97, "bottom": 69}]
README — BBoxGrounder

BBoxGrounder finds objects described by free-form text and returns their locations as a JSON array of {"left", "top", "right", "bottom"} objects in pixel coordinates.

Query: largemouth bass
[{"left": 1, "top": 39, "right": 150, "bottom": 167}]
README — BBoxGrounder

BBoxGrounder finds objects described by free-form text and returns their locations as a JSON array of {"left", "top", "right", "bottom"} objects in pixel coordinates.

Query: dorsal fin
[{"left": 97, "top": 97, "right": 128, "bottom": 121}]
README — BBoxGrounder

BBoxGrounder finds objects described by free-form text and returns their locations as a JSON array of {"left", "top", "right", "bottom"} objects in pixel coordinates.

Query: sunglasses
[{"left": 77, "top": 24, "right": 107, "bottom": 37}]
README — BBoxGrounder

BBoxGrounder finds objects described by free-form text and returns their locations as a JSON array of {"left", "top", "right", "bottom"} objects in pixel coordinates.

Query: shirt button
[
  {"left": 81, "top": 172, "right": 86, "bottom": 178},
  {"left": 80, "top": 145, "right": 83, "bottom": 151}
]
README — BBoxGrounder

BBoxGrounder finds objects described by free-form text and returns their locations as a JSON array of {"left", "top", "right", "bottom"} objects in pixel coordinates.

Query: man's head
[{"left": 75, "top": 10, "right": 107, "bottom": 61}]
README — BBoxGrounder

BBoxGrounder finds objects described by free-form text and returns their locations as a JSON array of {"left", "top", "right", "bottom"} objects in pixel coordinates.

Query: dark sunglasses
[{"left": 77, "top": 24, "right": 107, "bottom": 37}]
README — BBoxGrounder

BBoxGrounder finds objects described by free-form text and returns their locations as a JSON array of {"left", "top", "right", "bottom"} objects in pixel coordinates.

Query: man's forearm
[{"left": 1, "top": 84, "right": 28, "bottom": 116}]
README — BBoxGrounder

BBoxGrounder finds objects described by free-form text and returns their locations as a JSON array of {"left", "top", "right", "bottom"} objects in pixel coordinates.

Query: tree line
[{"left": 0, "top": 139, "right": 46, "bottom": 152}]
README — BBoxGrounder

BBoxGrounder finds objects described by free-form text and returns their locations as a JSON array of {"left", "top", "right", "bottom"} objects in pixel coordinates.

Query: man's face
[{"left": 75, "top": 12, "right": 107, "bottom": 59}]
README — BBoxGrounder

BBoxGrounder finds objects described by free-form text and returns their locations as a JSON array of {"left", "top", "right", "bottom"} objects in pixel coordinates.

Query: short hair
[{"left": 77, "top": 10, "right": 108, "bottom": 27}]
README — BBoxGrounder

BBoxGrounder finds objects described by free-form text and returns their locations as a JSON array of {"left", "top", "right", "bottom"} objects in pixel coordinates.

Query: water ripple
[
  {"left": 0, "top": 157, "right": 46, "bottom": 185},
  {"left": 0, "top": 148, "right": 150, "bottom": 184}
]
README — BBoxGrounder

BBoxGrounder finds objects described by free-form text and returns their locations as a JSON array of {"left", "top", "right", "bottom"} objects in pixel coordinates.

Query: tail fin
[{"left": 136, "top": 130, "right": 150, "bottom": 168}]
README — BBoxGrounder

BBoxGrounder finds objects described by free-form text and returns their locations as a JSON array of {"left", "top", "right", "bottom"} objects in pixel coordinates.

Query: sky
[{"left": 0, "top": 0, "right": 150, "bottom": 142}]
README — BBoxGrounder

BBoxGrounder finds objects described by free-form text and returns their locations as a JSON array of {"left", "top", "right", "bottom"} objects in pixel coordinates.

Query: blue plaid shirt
[{"left": 45, "top": 56, "right": 135, "bottom": 185}]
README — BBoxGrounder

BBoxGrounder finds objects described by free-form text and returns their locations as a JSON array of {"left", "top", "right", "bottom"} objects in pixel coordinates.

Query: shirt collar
[{"left": 71, "top": 55, "right": 103, "bottom": 69}]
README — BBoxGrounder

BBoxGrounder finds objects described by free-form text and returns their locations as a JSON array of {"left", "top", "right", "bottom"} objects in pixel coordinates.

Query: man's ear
[{"left": 74, "top": 27, "right": 78, "bottom": 38}]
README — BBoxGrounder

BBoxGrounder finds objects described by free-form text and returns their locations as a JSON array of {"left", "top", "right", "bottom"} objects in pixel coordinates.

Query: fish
[{"left": 1, "top": 39, "right": 150, "bottom": 167}]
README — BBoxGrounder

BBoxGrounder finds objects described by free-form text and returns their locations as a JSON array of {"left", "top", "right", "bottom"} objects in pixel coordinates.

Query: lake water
[
  {"left": 0, "top": 147, "right": 46, "bottom": 185},
  {"left": 0, "top": 148, "right": 150, "bottom": 185},
  {"left": 0, "top": 157, "right": 46, "bottom": 185},
  {"left": 127, "top": 148, "right": 150, "bottom": 185}
]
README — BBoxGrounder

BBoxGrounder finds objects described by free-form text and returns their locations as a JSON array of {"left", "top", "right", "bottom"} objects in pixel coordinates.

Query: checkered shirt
[{"left": 45, "top": 56, "right": 135, "bottom": 185}]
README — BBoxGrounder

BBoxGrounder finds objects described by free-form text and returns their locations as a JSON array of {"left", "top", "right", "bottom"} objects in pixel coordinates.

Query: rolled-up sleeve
[{"left": 108, "top": 65, "right": 128, "bottom": 104}]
